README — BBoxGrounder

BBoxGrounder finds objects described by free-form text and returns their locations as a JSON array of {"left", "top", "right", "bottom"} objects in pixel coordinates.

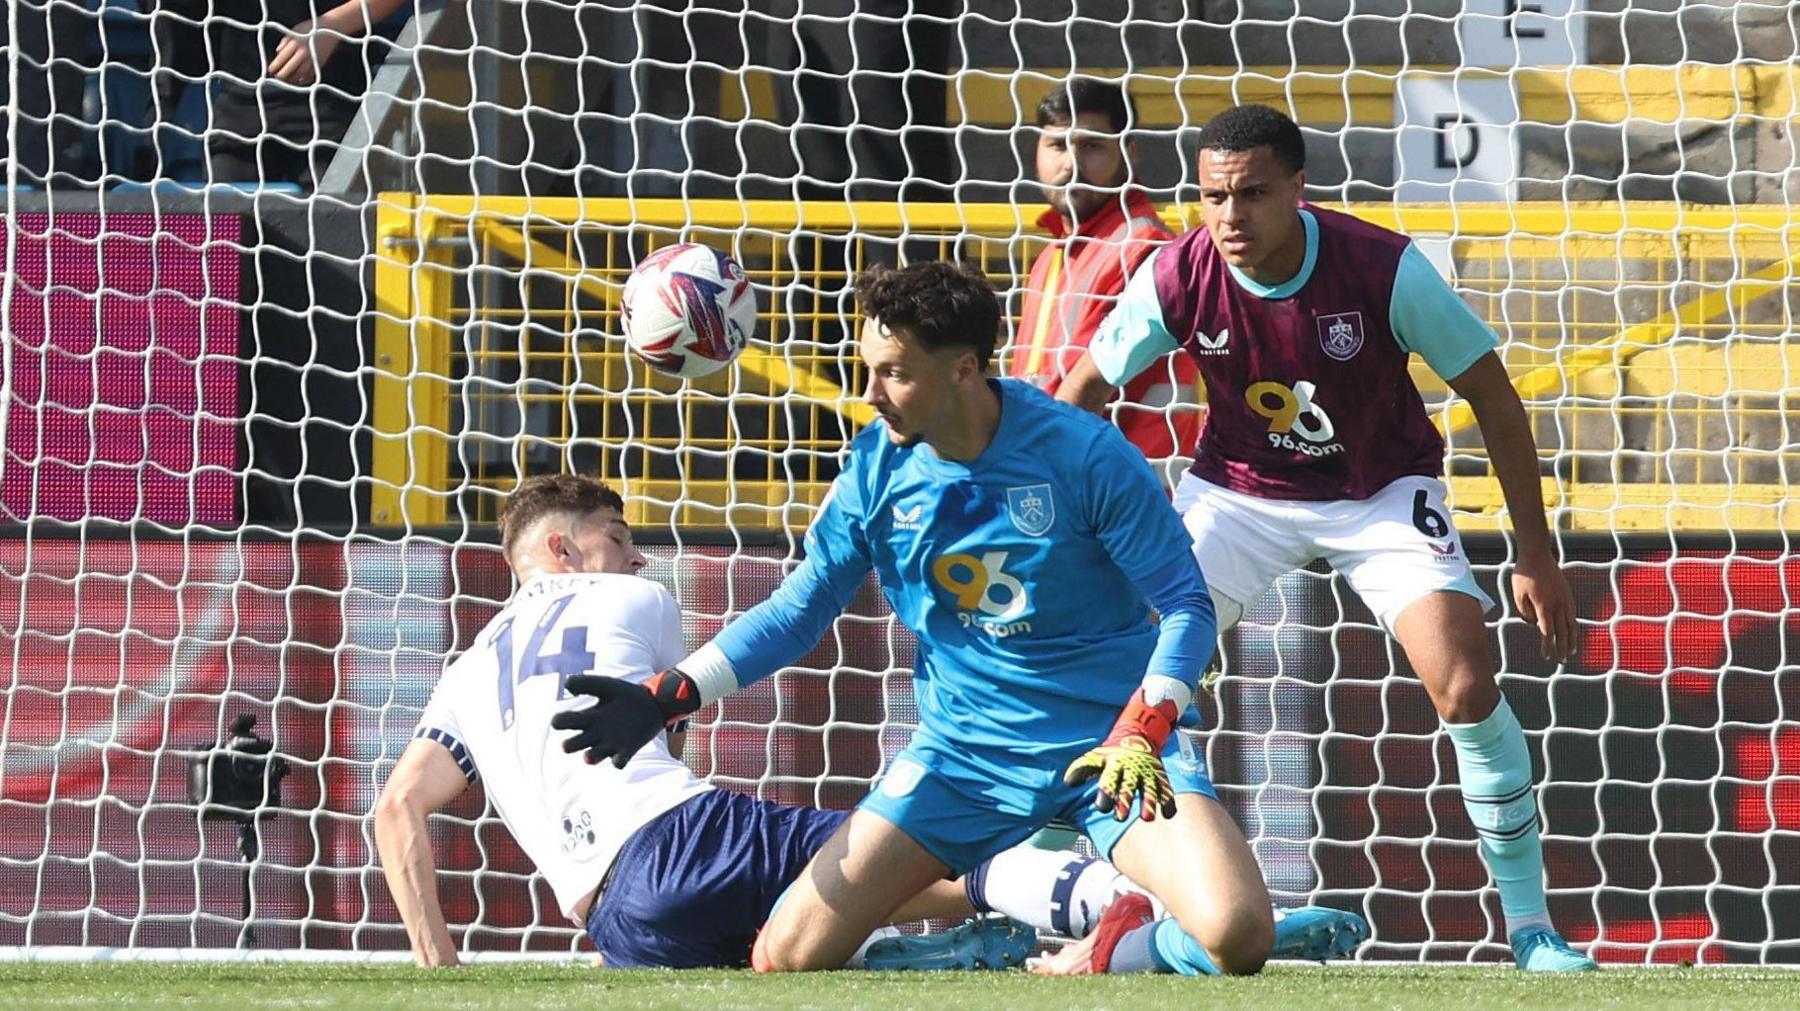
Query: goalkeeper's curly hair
[
  {"left": 855, "top": 260, "right": 1000, "bottom": 370},
  {"left": 498, "top": 474, "right": 626, "bottom": 561}
]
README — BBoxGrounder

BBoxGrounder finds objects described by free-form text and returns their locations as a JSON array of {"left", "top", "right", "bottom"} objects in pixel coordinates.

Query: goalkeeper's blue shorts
[
  {"left": 857, "top": 729, "right": 1218, "bottom": 877},
  {"left": 585, "top": 788, "right": 848, "bottom": 968}
]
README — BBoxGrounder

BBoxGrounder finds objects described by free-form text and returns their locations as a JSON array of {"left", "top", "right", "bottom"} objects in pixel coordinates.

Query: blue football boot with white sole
[
  {"left": 862, "top": 916, "right": 1037, "bottom": 971},
  {"left": 1270, "top": 906, "right": 1371, "bottom": 962},
  {"left": 1511, "top": 926, "right": 1597, "bottom": 972}
]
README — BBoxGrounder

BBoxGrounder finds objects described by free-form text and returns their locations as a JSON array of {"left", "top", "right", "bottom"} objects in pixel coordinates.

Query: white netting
[{"left": 3, "top": 0, "right": 1799, "bottom": 964}]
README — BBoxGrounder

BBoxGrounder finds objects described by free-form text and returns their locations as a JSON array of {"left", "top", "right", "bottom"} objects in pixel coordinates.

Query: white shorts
[{"left": 1174, "top": 472, "right": 1496, "bottom": 633}]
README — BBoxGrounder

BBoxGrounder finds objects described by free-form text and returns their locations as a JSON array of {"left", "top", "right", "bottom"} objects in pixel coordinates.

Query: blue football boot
[
  {"left": 1270, "top": 905, "right": 1371, "bottom": 962},
  {"left": 1511, "top": 926, "right": 1598, "bottom": 972},
  {"left": 862, "top": 916, "right": 1038, "bottom": 971}
]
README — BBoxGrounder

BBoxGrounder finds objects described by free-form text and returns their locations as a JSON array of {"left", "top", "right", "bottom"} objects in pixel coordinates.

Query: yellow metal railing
[
  {"left": 713, "top": 64, "right": 1800, "bottom": 128},
  {"left": 371, "top": 199, "right": 1047, "bottom": 529},
  {"left": 370, "top": 197, "right": 1800, "bottom": 533}
]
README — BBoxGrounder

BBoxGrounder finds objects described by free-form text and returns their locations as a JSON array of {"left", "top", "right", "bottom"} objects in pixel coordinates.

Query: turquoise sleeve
[
  {"left": 1389, "top": 243, "right": 1499, "bottom": 381},
  {"left": 1082, "top": 434, "right": 1217, "bottom": 686},
  {"left": 1088, "top": 249, "right": 1180, "bottom": 386},
  {"left": 710, "top": 453, "right": 873, "bottom": 686}
]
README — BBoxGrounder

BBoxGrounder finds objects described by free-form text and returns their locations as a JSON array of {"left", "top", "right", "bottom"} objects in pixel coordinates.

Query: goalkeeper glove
[
  {"left": 1062, "top": 687, "right": 1182, "bottom": 822},
  {"left": 552, "top": 669, "right": 702, "bottom": 769}
]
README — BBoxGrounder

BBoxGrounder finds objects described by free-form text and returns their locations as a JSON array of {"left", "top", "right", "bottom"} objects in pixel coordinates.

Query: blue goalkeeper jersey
[{"left": 709, "top": 378, "right": 1216, "bottom": 773}]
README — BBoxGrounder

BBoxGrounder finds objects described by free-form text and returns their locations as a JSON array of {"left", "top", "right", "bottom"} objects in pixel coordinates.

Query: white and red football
[{"left": 620, "top": 243, "right": 755, "bottom": 379}]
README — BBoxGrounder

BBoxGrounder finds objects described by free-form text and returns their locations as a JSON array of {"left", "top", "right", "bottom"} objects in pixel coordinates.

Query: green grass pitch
[{"left": 1, "top": 963, "right": 1796, "bottom": 1010}]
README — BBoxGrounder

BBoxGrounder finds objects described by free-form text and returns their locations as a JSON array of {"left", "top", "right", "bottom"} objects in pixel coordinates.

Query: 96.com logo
[{"left": 1245, "top": 380, "right": 1344, "bottom": 457}]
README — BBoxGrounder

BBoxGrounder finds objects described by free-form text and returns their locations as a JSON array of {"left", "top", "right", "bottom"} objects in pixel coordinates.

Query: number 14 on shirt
[{"left": 496, "top": 594, "right": 596, "bottom": 730}]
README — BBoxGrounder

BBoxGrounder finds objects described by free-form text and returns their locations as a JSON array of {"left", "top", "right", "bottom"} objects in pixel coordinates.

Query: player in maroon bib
[
  {"left": 1148, "top": 202, "right": 1447, "bottom": 501},
  {"left": 1056, "top": 105, "right": 1596, "bottom": 973}
]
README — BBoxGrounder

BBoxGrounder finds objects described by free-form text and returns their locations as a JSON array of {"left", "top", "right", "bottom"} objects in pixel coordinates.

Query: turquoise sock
[
  {"left": 1443, "top": 696, "right": 1553, "bottom": 935},
  {"left": 1145, "top": 917, "right": 1219, "bottom": 976}
]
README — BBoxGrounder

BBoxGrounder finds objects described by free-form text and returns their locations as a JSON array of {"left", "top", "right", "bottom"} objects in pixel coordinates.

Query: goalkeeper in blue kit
[{"left": 555, "top": 262, "right": 1364, "bottom": 975}]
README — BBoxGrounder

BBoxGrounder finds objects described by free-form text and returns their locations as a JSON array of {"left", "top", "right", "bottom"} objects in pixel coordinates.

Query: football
[{"left": 620, "top": 242, "right": 756, "bottom": 379}]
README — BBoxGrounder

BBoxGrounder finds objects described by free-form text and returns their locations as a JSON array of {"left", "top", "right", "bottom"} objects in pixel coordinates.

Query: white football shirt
[{"left": 414, "top": 571, "right": 713, "bottom": 923}]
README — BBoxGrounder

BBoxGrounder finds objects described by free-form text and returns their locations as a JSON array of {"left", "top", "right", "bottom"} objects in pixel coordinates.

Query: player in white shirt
[{"left": 375, "top": 474, "right": 1141, "bottom": 968}]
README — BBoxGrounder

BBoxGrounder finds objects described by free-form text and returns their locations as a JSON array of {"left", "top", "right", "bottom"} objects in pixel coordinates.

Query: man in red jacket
[{"left": 1009, "top": 78, "right": 1199, "bottom": 465}]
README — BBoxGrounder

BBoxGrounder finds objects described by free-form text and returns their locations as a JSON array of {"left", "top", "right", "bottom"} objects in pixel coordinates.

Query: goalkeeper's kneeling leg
[
  {"left": 1102, "top": 794, "right": 1275, "bottom": 976},
  {"left": 756, "top": 809, "right": 956, "bottom": 972}
]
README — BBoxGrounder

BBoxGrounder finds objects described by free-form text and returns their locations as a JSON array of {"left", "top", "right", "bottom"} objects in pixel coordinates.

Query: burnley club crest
[
  {"left": 1317, "top": 311, "right": 1366, "bottom": 361},
  {"left": 1006, "top": 484, "right": 1055, "bottom": 536}
]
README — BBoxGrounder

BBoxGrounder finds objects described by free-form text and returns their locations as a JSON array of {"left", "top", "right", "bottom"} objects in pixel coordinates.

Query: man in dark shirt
[
  {"left": 153, "top": 0, "right": 408, "bottom": 187},
  {"left": 8, "top": 0, "right": 99, "bottom": 185}
]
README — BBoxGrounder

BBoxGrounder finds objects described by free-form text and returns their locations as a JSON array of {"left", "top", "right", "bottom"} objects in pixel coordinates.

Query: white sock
[{"left": 969, "top": 847, "right": 1128, "bottom": 939}]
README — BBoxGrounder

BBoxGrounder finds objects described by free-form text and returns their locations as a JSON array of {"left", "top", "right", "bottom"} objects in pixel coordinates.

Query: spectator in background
[
  {"left": 552, "top": 0, "right": 955, "bottom": 202},
  {"left": 1009, "top": 78, "right": 1200, "bottom": 463},
  {"left": 6, "top": 0, "right": 102, "bottom": 186},
  {"left": 148, "top": 0, "right": 216, "bottom": 179},
  {"left": 779, "top": 0, "right": 956, "bottom": 201},
  {"left": 147, "top": 0, "right": 409, "bottom": 188}
]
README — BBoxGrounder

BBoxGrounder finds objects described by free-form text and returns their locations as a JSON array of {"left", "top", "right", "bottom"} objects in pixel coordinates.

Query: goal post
[
  {"left": 6, "top": 192, "right": 1799, "bottom": 961},
  {"left": 6, "top": 0, "right": 1800, "bottom": 965}
]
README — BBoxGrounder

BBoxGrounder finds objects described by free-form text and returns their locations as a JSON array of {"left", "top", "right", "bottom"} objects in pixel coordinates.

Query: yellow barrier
[
  {"left": 715, "top": 64, "right": 1800, "bottom": 127},
  {"left": 370, "top": 197, "right": 1800, "bottom": 533}
]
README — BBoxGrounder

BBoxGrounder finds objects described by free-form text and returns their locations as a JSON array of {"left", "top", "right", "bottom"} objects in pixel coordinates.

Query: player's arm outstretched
[
  {"left": 375, "top": 738, "right": 472, "bottom": 967},
  {"left": 556, "top": 464, "right": 874, "bottom": 767},
  {"left": 1062, "top": 432, "right": 1218, "bottom": 821}
]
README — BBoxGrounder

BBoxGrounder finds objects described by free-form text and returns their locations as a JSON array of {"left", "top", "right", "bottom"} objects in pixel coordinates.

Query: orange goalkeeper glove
[{"left": 1062, "top": 687, "right": 1181, "bottom": 822}]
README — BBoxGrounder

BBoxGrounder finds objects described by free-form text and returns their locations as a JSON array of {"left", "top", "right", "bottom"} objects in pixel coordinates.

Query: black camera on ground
[
  {"left": 187, "top": 713, "right": 290, "bottom": 827},
  {"left": 187, "top": 714, "right": 291, "bottom": 939}
]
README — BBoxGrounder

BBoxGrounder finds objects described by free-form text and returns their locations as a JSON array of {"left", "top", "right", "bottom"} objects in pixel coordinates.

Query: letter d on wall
[{"left": 1394, "top": 76, "right": 1518, "bottom": 202}]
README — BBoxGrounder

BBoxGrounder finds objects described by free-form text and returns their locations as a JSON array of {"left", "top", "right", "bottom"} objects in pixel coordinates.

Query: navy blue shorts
[{"left": 585, "top": 789, "right": 849, "bottom": 968}]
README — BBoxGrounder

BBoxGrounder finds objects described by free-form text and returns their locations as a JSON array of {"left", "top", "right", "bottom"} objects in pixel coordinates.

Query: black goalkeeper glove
[{"left": 551, "top": 669, "right": 702, "bottom": 769}]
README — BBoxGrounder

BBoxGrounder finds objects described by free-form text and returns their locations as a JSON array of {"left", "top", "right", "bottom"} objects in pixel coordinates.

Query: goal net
[{"left": 4, "top": 0, "right": 1798, "bottom": 965}]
